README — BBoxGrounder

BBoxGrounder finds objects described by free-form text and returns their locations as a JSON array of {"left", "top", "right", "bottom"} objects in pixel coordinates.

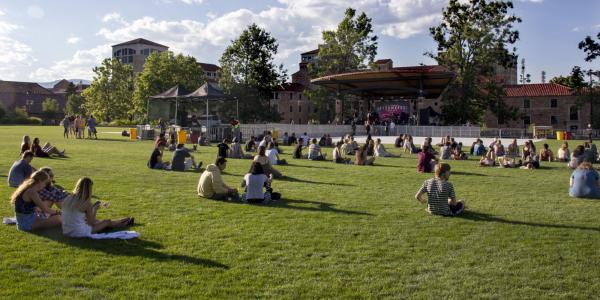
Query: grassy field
[{"left": 0, "top": 126, "right": 599, "bottom": 299}]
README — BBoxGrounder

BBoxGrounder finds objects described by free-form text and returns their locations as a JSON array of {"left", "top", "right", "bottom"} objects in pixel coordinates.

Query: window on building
[
  {"left": 523, "top": 115, "right": 531, "bottom": 126},
  {"left": 551, "top": 98, "right": 558, "bottom": 108},
  {"left": 299, "top": 94, "right": 302, "bottom": 100},
  {"left": 551, "top": 116, "right": 559, "bottom": 125},
  {"left": 570, "top": 106, "right": 578, "bottom": 120},
  {"left": 290, "top": 105, "right": 293, "bottom": 113},
  {"left": 273, "top": 92, "right": 279, "bottom": 100},
  {"left": 141, "top": 48, "right": 150, "bottom": 55},
  {"left": 289, "top": 93, "right": 293, "bottom": 100},
  {"left": 523, "top": 99, "right": 530, "bottom": 108},
  {"left": 299, "top": 105, "right": 302, "bottom": 113},
  {"left": 299, "top": 118, "right": 302, "bottom": 124}
]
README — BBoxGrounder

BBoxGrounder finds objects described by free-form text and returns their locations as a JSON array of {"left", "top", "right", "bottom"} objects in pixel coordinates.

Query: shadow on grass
[
  {"left": 95, "top": 138, "right": 137, "bottom": 143},
  {"left": 284, "top": 163, "right": 333, "bottom": 169},
  {"left": 459, "top": 211, "right": 599, "bottom": 232},
  {"left": 271, "top": 198, "right": 373, "bottom": 216},
  {"left": 279, "top": 175, "right": 354, "bottom": 186},
  {"left": 451, "top": 171, "right": 488, "bottom": 177},
  {"left": 32, "top": 228, "right": 229, "bottom": 269}
]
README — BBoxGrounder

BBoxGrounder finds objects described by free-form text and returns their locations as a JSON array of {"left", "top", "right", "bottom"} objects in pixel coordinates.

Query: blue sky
[{"left": 0, "top": 0, "right": 598, "bottom": 83}]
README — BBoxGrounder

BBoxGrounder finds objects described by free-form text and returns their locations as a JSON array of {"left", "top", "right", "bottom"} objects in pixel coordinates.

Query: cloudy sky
[{"left": 0, "top": 0, "right": 598, "bottom": 83}]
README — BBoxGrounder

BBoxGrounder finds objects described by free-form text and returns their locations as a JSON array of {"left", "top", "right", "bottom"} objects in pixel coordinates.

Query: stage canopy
[
  {"left": 147, "top": 82, "right": 237, "bottom": 126},
  {"left": 310, "top": 65, "right": 455, "bottom": 99}
]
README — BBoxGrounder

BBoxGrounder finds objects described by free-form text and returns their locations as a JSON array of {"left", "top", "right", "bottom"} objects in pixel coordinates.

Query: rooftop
[
  {"left": 198, "top": 63, "right": 221, "bottom": 72},
  {"left": 112, "top": 38, "right": 169, "bottom": 49},
  {"left": 0, "top": 80, "right": 55, "bottom": 95},
  {"left": 301, "top": 49, "right": 319, "bottom": 55},
  {"left": 504, "top": 83, "right": 573, "bottom": 97},
  {"left": 277, "top": 82, "right": 305, "bottom": 92}
]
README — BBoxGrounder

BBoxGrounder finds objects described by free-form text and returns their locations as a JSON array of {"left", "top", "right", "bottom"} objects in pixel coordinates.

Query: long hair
[
  {"left": 32, "top": 137, "right": 40, "bottom": 146},
  {"left": 249, "top": 161, "right": 265, "bottom": 175},
  {"left": 22, "top": 135, "right": 30, "bottom": 145},
  {"left": 258, "top": 145, "right": 266, "bottom": 156},
  {"left": 67, "top": 177, "right": 93, "bottom": 209},
  {"left": 10, "top": 171, "right": 49, "bottom": 204}
]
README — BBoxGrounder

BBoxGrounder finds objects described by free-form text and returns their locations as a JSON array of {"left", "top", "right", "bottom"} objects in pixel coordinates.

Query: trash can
[
  {"left": 565, "top": 132, "right": 572, "bottom": 140},
  {"left": 129, "top": 128, "right": 137, "bottom": 140},
  {"left": 556, "top": 131, "right": 564, "bottom": 141},
  {"left": 177, "top": 129, "right": 187, "bottom": 144}
]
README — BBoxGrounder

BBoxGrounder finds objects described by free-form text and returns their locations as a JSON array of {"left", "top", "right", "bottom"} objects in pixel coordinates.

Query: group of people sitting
[
  {"left": 7, "top": 162, "right": 133, "bottom": 235},
  {"left": 21, "top": 135, "right": 65, "bottom": 158},
  {"left": 478, "top": 138, "right": 540, "bottom": 169}
]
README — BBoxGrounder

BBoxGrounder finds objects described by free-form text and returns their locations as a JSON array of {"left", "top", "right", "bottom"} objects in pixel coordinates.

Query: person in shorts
[{"left": 415, "top": 163, "right": 465, "bottom": 216}]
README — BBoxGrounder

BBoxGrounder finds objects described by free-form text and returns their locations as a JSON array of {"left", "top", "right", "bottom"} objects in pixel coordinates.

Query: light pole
[{"left": 587, "top": 69, "right": 598, "bottom": 128}]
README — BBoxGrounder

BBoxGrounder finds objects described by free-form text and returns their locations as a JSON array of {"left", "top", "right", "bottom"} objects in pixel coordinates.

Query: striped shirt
[{"left": 418, "top": 178, "right": 455, "bottom": 216}]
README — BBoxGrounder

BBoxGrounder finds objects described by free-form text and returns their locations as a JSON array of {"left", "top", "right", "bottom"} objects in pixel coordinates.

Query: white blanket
[{"left": 89, "top": 231, "right": 140, "bottom": 240}]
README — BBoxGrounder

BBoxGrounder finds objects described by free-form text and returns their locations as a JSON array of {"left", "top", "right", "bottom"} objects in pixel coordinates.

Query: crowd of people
[
  {"left": 7, "top": 125, "right": 600, "bottom": 236},
  {"left": 60, "top": 115, "right": 98, "bottom": 139}
]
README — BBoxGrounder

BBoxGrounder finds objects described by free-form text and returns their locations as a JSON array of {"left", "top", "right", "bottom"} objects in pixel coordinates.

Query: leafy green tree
[
  {"left": 82, "top": 58, "right": 135, "bottom": 122},
  {"left": 65, "top": 94, "right": 86, "bottom": 115},
  {"left": 219, "top": 23, "right": 286, "bottom": 122},
  {"left": 41, "top": 98, "right": 60, "bottom": 119},
  {"left": 428, "top": 0, "right": 521, "bottom": 125},
  {"left": 579, "top": 32, "right": 600, "bottom": 62},
  {"left": 550, "top": 66, "right": 589, "bottom": 89},
  {"left": 308, "top": 8, "right": 378, "bottom": 122},
  {"left": 133, "top": 51, "right": 206, "bottom": 118},
  {"left": 65, "top": 82, "right": 77, "bottom": 99}
]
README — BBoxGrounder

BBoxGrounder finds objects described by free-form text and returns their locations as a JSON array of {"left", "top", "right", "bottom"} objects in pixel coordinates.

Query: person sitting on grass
[
  {"left": 241, "top": 162, "right": 281, "bottom": 204},
  {"left": 557, "top": 142, "right": 570, "bottom": 162},
  {"left": 395, "top": 134, "right": 404, "bottom": 148},
  {"left": 11, "top": 170, "right": 62, "bottom": 231},
  {"left": 230, "top": 137, "right": 252, "bottom": 159},
  {"left": 355, "top": 144, "right": 375, "bottom": 166},
  {"left": 479, "top": 149, "right": 497, "bottom": 167},
  {"left": 62, "top": 177, "right": 133, "bottom": 238},
  {"left": 308, "top": 138, "right": 326, "bottom": 160},
  {"left": 171, "top": 144, "right": 201, "bottom": 172},
  {"left": 20, "top": 135, "right": 31, "bottom": 154},
  {"left": 38, "top": 167, "right": 69, "bottom": 208},
  {"left": 155, "top": 132, "right": 167, "bottom": 148},
  {"left": 568, "top": 145, "right": 586, "bottom": 169},
  {"left": 493, "top": 140, "right": 505, "bottom": 163},
  {"left": 507, "top": 139, "right": 519, "bottom": 158},
  {"left": 584, "top": 140, "right": 598, "bottom": 163},
  {"left": 451, "top": 146, "right": 468, "bottom": 160},
  {"left": 569, "top": 161, "right": 600, "bottom": 199},
  {"left": 197, "top": 133, "right": 211, "bottom": 147},
  {"left": 340, "top": 137, "right": 355, "bottom": 156},
  {"left": 471, "top": 139, "right": 486, "bottom": 156},
  {"left": 539, "top": 143, "right": 554, "bottom": 162},
  {"left": 415, "top": 163, "right": 465, "bottom": 216},
  {"left": 374, "top": 138, "right": 397, "bottom": 157},
  {"left": 254, "top": 146, "right": 283, "bottom": 178},
  {"left": 148, "top": 143, "right": 170, "bottom": 170},
  {"left": 417, "top": 144, "right": 436, "bottom": 173},
  {"left": 500, "top": 156, "right": 521, "bottom": 168},
  {"left": 521, "top": 153, "right": 540, "bottom": 170},
  {"left": 266, "top": 142, "right": 287, "bottom": 165},
  {"left": 197, "top": 157, "right": 239, "bottom": 200},
  {"left": 217, "top": 139, "right": 230, "bottom": 158},
  {"left": 440, "top": 141, "right": 452, "bottom": 160},
  {"left": 245, "top": 136, "right": 257, "bottom": 153},
  {"left": 8, "top": 151, "right": 36, "bottom": 187},
  {"left": 333, "top": 141, "right": 351, "bottom": 164},
  {"left": 403, "top": 135, "right": 414, "bottom": 153},
  {"left": 293, "top": 138, "right": 305, "bottom": 159},
  {"left": 31, "top": 137, "right": 65, "bottom": 158}
]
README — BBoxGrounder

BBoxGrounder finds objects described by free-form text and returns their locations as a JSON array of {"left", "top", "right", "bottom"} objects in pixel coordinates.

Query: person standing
[
  {"left": 87, "top": 115, "right": 97, "bottom": 139},
  {"left": 61, "top": 115, "right": 71, "bottom": 138}
]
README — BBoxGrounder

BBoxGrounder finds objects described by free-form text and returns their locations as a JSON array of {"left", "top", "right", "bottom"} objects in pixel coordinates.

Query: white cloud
[
  {"left": 102, "top": 12, "right": 125, "bottom": 24},
  {"left": 179, "top": 0, "right": 204, "bottom": 4},
  {"left": 29, "top": 44, "right": 111, "bottom": 81},
  {"left": 67, "top": 36, "right": 81, "bottom": 44},
  {"left": 0, "top": 9, "right": 5, "bottom": 16},
  {"left": 572, "top": 27, "right": 581, "bottom": 32},
  {"left": 0, "top": 13, "right": 35, "bottom": 80},
  {"left": 26, "top": 6, "right": 45, "bottom": 19}
]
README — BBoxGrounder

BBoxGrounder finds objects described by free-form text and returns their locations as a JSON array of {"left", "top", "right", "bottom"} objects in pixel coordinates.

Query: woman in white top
[
  {"left": 374, "top": 138, "right": 398, "bottom": 157},
  {"left": 241, "top": 162, "right": 280, "bottom": 204},
  {"left": 266, "top": 142, "right": 286, "bottom": 165},
  {"left": 62, "top": 177, "right": 133, "bottom": 237},
  {"left": 557, "top": 142, "right": 570, "bottom": 162},
  {"left": 333, "top": 141, "right": 351, "bottom": 164}
]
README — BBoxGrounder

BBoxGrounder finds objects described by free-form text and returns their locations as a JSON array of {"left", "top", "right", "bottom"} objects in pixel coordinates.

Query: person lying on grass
[
  {"left": 198, "top": 157, "right": 240, "bottom": 201},
  {"left": 62, "top": 177, "right": 133, "bottom": 238},
  {"left": 415, "top": 163, "right": 465, "bottom": 216},
  {"left": 479, "top": 149, "right": 496, "bottom": 167},
  {"left": 31, "top": 137, "right": 65, "bottom": 158},
  {"left": 569, "top": 161, "right": 600, "bottom": 199},
  {"left": 148, "top": 143, "right": 171, "bottom": 170},
  {"left": 241, "top": 162, "right": 281, "bottom": 204},
  {"left": 38, "top": 167, "right": 69, "bottom": 208},
  {"left": 11, "top": 170, "right": 62, "bottom": 231},
  {"left": 254, "top": 146, "right": 283, "bottom": 178},
  {"left": 8, "top": 151, "right": 36, "bottom": 187}
]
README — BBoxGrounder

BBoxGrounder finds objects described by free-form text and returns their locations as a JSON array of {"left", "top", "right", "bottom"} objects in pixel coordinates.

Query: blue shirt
[
  {"left": 569, "top": 168, "right": 600, "bottom": 198},
  {"left": 8, "top": 160, "right": 33, "bottom": 187}
]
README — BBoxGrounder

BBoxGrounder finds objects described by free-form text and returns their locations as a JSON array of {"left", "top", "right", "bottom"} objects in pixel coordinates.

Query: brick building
[
  {"left": 112, "top": 38, "right": 169, "bottom": 74},
  {"left": 198, "top": 63, "right": 220, "bottom": 83}
]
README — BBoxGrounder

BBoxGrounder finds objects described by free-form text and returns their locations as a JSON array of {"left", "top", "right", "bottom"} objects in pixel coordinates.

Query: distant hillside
[{"left": 38, "top": 79, "right": 91, "bottom": 89}]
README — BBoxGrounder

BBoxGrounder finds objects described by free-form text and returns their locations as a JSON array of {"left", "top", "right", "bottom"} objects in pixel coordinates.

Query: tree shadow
[
  {"left": 458, "top": 211, "right": 599, "bottom": 232},
  {"left": 279, "top": 176, "right": 354, "bottom": 186},
  {"left": 270, "top": 198, "right": 373, "bottom": 216},
  {"left": 32, "top": 228, "right": 229, "bottom": 268},
  {"left": 284, "top": 163, "right": 333, "bottom": 169}
]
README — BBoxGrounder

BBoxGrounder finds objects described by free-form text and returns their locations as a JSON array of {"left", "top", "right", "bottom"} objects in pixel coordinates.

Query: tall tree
[
  {"left": 65, "top": 94, "right": 86, "bottom": 115},
  {"left": 41, "top": 98, "right": 60, "bottom": 120},
  {"left": 133, "top": 51, "right": 206, "bottom": 118},
  {"left": 579, "top": 32, "right": 600, "bottom": 62},
  {"left": 549, "top": 66, "right": 589, "bottom": 89},
  {"left": 308, "top": 8, "right": 378, "bottom": 122},
  {"left": 65, "top": 82, "right": 77, "bottom": 99},
  {"left": 428, "top": 0, "right": 521, "bottom": 125},
  {"left": 82, "top": 58, "right": 135, "bottom": 122},
  {"left": 219, "top": 23, "right": 286, "bottom": 122}
]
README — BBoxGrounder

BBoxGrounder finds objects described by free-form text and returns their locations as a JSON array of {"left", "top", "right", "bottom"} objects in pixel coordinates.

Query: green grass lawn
[{"left": 0, "top": 126, "right": 599, "bottom": 299}]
